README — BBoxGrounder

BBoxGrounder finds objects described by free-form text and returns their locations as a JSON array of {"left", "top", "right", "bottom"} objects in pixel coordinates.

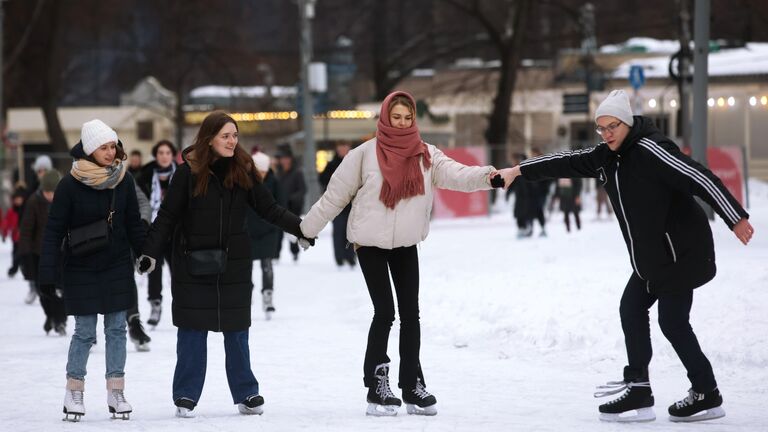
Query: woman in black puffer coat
[
  {"left": 39, "top": 119, "right": 145, "bottom": 419},
  {"left": 137, "top": 111, "right": 313, "bottom": 417}
]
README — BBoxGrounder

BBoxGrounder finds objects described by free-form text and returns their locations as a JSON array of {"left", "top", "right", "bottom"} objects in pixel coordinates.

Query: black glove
[
  {"left": 490, "top": 174, "right": 505, "bottom": 188},
  {"left": 39, "top": 283, "right": 57, "bottom": 298}
]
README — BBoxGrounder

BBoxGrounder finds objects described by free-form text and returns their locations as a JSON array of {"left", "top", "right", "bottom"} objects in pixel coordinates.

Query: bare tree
[{"left": 443, "top": 0, "right": 533, "bottom": 167}]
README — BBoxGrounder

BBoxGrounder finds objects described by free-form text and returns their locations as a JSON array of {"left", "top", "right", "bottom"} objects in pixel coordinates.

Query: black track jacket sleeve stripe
[
  {"left": 636, "top": 137, "right": 749, "bottom": 229},
  {"left": 519, "top": 145, "right": 605, "bottom": 181}
]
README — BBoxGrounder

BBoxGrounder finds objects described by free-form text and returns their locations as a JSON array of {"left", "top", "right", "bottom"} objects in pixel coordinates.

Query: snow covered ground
[{"left": 1, "top": 180, "right": 767, "bottom": 432}]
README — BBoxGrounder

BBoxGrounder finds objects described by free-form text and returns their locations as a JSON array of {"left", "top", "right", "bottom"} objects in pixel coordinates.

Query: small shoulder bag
[{"left": 68, "top": 190, "right": 116, "bottom": 257}]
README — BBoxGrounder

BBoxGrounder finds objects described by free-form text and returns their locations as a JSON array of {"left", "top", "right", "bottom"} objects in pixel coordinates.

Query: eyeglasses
[{"left": 596, "top": 121, "right": 623, "bottom": 136}]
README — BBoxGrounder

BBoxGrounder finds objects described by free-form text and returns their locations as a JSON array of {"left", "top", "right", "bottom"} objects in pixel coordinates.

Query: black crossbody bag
[
  {"left": 68, "top": 190, "right": 116, "bottom": 257},
  {"left": 184, "top": 178, "right": 232, "bottom": 276}
]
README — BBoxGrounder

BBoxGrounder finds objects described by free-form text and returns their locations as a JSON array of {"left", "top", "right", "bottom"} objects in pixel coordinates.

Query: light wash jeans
[{"left": 66, "top": 310, "right": 127, "bottom": 380}]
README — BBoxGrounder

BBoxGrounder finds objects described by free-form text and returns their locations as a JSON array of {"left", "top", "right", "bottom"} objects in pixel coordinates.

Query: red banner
[
  {"left": 432, "top": 147, "right": 489, "bottom": 219},
  {"left": 707, "top": 147, "right": 745, "bottom": 207}
]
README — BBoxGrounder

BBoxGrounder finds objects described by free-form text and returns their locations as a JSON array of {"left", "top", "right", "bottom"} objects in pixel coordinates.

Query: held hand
[
  {"left": 489, "top": 171, "right": 505, "bottom": 188},
  {"left": 136, "top": 255, "right": 157, "bottom": 274},
  {"left": 298, "top": 237, "right": 315, "bottom": 251},
  {"left": 733, "top": 218, "right": 754, "bottom": 245},
  {"left": 498, "top": 166, "right": 522, "bottom": 189}
]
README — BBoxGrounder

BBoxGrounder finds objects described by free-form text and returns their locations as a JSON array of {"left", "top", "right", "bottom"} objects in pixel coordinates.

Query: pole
[
  {"left": 692, "top": 0, "right": 713, "bottom": 217},
  {"left": 677, "top": 0, "right": 692, "bottom": 150},
  {"left": 299, "top": 0, "right": 319, "bottom": 210}
]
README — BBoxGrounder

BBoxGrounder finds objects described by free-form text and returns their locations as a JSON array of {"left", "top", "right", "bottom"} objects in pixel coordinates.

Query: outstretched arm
[
  {"left": 636, "top": 138, "right": 752, "bottom": 243},
  {"left": 431, "top": 147, "right": 495, "bottom": 191}
]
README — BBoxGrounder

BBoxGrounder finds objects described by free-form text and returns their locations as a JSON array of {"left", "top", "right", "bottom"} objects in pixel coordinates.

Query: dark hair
[
  {"left": 130, "top": 149, "right": 142, "bottom": 157},
  {"left": 152, "top": 139, "right": 177, "bottom": 159},
  {"left": 186, "top": 111, "right": 255, "bottom": 197}
]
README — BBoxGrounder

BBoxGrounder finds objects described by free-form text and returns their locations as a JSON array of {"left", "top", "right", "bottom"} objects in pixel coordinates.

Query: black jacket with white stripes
[{"left": 519, "top": 116, "right": 748, "bottom": 294}]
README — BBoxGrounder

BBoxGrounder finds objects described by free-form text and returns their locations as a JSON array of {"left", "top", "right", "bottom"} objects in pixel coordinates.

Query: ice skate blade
[
  {"left": 62, "top": 414, "right": 82, "bottom": 422},
  {"left": 599, "top": 407, "right": 655, "bottom": 423},
  {"left": 176, "top": 407, "right": 195, "bottom": 418},
  {"left": 265, "top": 311, "right": 273, "bottom": 321},
  {"left": 366, "top": 403, "right": 398, "bottom": 416},
  {"left": 134, "top": 342, "right": 150, "bottom": 352},
  {"left": 110, "top": 412, "right": 131, "bottom": 420},
  {"left": 406, "top": 403, "right": 437, "bottom": 416},
  {"left": 669, "top": 406, "right": 725, "bottom": 422},
  {"left": 238, "top": 404, "right": 264, "bottom": 415}
]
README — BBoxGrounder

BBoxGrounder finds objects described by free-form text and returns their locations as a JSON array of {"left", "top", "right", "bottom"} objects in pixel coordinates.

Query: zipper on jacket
[
  {"left": 665, "top": 232, "right": 677, "bottom": 263},
  {"left": 615, "top": 160, "right": 644, "bottom": 280}
]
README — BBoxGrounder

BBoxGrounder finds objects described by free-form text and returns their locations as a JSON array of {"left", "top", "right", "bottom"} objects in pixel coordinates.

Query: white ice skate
[
  {"left": 175, "top": 398, "right": 196, "bottom": 418},
  {"left": 147, "top": 300, "right": 162, "bottom": 328},
  {"left": 62, "top": 379, "right": 85, "bottom": 422},
  {"left": 238, "top": 395, "right": 265, "bottom": 415},
  {"left": 107, "top": 378, "right": 132, "bottom": 420}
]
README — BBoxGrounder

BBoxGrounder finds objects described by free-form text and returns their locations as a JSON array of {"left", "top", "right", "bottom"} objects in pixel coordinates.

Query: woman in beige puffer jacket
[{"left": 301, "top": 91, "right": 499, "bottom": 417}]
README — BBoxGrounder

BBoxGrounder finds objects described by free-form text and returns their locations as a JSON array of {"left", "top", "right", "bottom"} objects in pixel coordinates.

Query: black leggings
[
  {"left": 357, "top": 246, "right": 425, "bottom": 390},
  {"left": 259, "top": 259, "right": 273, "bottom": 292},
  {"left": 620, "top": 273, "right": 716, "bottom": 392},
  {"left": 147, "top": 249, "right": 172, "bottom": 301}
]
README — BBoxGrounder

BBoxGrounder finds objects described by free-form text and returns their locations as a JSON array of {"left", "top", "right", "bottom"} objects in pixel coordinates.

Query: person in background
[
  {"left": 274, "top": 145, "right": 307, "bottom": 262},
  {"left": 124, "top": 174, "right": 153, "bottom": 352},
  {"left": 595, "top": 180, "right": 613, "bottom": 220},
  {"left": 318, "top": 141, "right": 357, "bottom": 268},
  {"left": 529, "top": 147, "right": 553, "bottom": 237},
  {"left": 247, "top": 151, "right": 284, "bottom": 319},
  {"left": 19, "top": 170, "right": 67, "bottom": 335},
  {"left": 128, "top": 150, "right": 143, "bottom": 177},
  {"left": 136, "top": 140, "right": 178, "bottom": 328},
  {"left": 551, "top": 177, "right": 583, "bottom": 233},
  {"left": 506, "top": 153, "right": 535, "bottom": 239},
  {"left": 2, "top": 185, "right": 28, "bottom": 283},
  {"left": 39, "top": 119, "right": 145, "bottom": 421}
]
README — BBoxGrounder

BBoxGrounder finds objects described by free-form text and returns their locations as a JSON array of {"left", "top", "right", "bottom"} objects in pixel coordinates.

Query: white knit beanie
[
  {"left": 595, "top": 90, "right": 634, "bottom": 127},
  {"left": 32, "top": 154, "right": 53, "bottom": 171},
  {"left": 81, "top": 119, "right": 118, "bottom": 155},
  {"left": 252, "top": 152, "right": 271, "bottom": 172}
]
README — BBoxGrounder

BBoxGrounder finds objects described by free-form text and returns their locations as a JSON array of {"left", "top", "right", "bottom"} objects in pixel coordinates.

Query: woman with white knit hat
[{"left": 39, "top": 119, "right": 146, "bottom": 421}]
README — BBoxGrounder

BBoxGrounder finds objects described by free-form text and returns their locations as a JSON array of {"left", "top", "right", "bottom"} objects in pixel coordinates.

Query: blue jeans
[
  {"left": 172, "top": 328, "right": 259, "bottom": 405},
  {"left": 66, "top": 311, "right": 127, "bottom": 380}
]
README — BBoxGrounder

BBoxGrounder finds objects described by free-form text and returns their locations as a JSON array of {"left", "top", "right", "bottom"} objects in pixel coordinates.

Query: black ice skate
[
  {"left": 668, "top": 388, "right": 725, "bottom": 422},
  {"left": 128, "top": 317, "right": 151, "bottom": 352},
  {"left": 238, "top": 394, "right": 265, "bottom": 415},
  {"left": 262, "top": 290, "right": 275, "bottom": 321},
  {"left": 402, "top": 378, "right": 437, "bottom": 416},
  {"left": 595, "top": 380, "right": 655, "bottom": 422},
  {"left": 366, "top": 363, "right": 402, "bottom": 416}
]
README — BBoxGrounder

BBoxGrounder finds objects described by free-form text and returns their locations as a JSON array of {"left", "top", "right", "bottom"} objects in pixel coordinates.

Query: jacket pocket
[{"left": 664, "top": 232, "right": 677, "bottom": 263}]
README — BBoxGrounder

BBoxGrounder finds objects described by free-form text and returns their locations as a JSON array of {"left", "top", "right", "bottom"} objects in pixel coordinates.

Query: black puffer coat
[
  {"left": 142, "top": 152, "right": 303, "bottom": 331},
  {"left": 38, "top": 142, "right": 145, "bottom": 315}
]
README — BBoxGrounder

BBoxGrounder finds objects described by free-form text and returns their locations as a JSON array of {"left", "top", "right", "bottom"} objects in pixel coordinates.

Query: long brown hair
[
  {"left": 186, "top": 111, "right": 255, "bottom": 197},
  {"left": 388, "top": 94, "right": 416, "bottom": 116}
]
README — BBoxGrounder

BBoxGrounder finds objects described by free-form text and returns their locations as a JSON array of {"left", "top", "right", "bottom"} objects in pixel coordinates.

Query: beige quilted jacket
[{"left": 300, "top": 138, "right": 494, "bottom": 249}]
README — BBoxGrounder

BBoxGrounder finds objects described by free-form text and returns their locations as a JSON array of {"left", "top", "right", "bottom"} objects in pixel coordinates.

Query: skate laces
[
  {"left": 411, "top": 379, "right": 431, "bottom": 399},
  {"left": 675, "top": 388, "right": 703, "bottom": 408},
  {"left": 594, "top": 380, "right": 650, "bottom": 399},
  {"left": 70, "top": 390, "right": 84, "bottom": 405},
  {"left": 375, "top": 367, "right": 396, "bottom": 399},
  {"left": 111, "top": 389, "right": 127, "bottom": 404}
]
